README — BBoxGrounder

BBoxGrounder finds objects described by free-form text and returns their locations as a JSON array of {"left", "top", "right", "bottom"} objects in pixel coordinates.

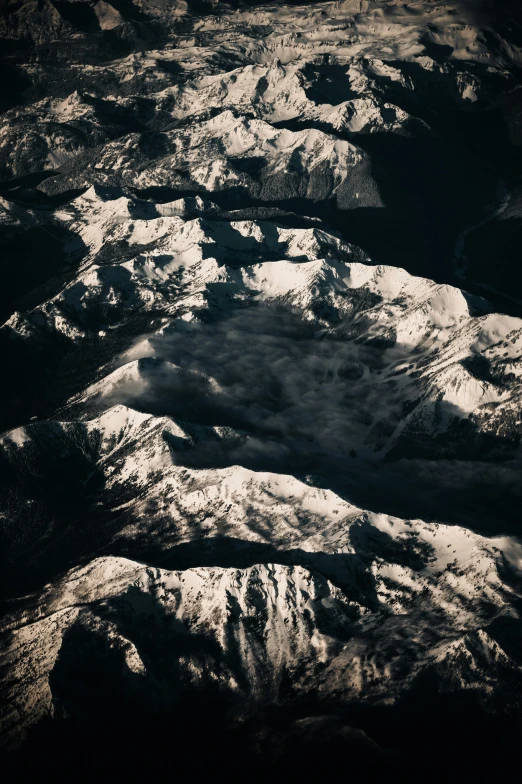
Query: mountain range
[{"left": 1, "top": 0, "right": 522, "bottom": 772}]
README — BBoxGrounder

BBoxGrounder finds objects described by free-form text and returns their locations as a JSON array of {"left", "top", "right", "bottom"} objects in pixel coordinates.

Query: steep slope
[
  {"left": 2, "top": 188, "right": 522, "bottom": 530},
  {"left": 2, "top": 412, "right": 522, "bottom": 752}
]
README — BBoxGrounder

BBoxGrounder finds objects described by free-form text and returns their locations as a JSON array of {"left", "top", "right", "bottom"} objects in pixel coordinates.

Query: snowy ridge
[
  {"left": 2, "top": 480, "right": 522, "bottom": 748},
  {"left": 5, "top": 193, "right": 522, "bottom": 459},
  {"left": 2, "top": 398, "right": 522, "bottom": 748}
]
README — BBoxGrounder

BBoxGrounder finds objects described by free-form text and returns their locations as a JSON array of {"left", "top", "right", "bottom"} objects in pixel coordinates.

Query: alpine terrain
[{"left": 1, "top": 0, "right": 522, "bottom": 772}]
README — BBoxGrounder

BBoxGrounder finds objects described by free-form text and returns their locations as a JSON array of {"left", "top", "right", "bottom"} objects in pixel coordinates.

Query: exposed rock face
[{"left": 1, "top": 0, "right": 522, "bottom": 771}]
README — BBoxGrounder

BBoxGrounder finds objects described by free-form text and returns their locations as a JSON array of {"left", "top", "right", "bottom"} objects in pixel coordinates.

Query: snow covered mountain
[{"left": 1, "top": 0, "right": 522, "bottom": 772}]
